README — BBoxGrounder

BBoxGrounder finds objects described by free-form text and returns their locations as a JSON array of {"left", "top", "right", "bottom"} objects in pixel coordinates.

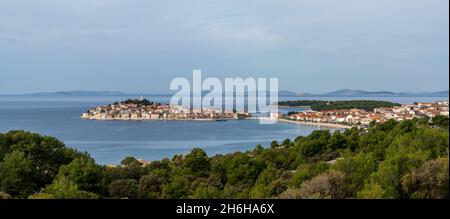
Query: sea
[{"left": 0, "top": 95, "right": 447, "bottom": 164}]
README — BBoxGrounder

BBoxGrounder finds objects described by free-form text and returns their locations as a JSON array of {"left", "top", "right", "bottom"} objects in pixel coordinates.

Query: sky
[{"left": 0, "top": 0, "right": 448, "bottom": 94}]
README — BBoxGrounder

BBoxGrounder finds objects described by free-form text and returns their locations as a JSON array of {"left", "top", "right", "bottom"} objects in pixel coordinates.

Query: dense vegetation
[
  {"left": 278, "top": 100, "right": 400, "bottom": 111},
  {"left": 0, "top": 116, "right": 448, "bottom": 199},
  {"left": 119, "top": 99, "right": 156, "bottom": 106}
]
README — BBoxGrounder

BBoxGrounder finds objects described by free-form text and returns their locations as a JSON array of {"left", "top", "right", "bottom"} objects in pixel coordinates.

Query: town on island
[{"left": 81, "top": 97, "right": 449, "bottom": 128}]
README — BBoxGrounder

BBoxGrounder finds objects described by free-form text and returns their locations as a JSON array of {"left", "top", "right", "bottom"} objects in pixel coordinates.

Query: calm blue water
[
  {"left": 0, "top": 96, "right": 321, "bottom": 164},
  {"left": 0, "top": 95, "right": 447, "bottom": 164}
]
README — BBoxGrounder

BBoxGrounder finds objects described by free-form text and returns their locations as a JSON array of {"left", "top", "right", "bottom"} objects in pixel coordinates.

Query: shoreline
[
  {"left": 276, "top": 118, "right": 352, "bottom": 129},
  {"left": 81, "top": 116, "right": 353, "bottom": 129},
  {"left": 81, "top": 117, "right": 237, "bottom": 121}
]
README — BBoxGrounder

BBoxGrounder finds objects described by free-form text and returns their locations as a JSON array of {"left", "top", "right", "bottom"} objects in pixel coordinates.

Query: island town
[{"left": 82, "top": 98, "right": 448, "bottom": 128}]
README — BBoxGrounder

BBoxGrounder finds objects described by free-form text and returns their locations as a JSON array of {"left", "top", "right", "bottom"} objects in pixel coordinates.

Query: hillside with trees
[
  {"left": 278, "top": 100, "right": 400, "bottom": 111},
  {"left": 120, "top": 98, "right": 156, "bottom": 106},
  {"left": 0, "top": 116, "right": 448, "bottom": 199}
]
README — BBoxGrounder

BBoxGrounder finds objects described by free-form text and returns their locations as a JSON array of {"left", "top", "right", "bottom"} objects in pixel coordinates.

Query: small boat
[{"left": 215, "top": 119, "right": 228, "bottom": 122}]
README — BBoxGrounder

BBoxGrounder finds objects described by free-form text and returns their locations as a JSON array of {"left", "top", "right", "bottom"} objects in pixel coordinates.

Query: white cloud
[{"left": 195, "top": 22, "right": 283, "bottom": 47}]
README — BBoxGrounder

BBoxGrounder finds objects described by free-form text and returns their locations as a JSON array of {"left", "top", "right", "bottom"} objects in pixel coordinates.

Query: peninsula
[
  {"left": 81, "top": 98, "right": 449, "bottom": 129},
  {"left": 278, "top": 100, "right": 449, "bottom": 127},
  {"left": 278, "top": 100, "right": 400, "bottom": 111},
  {"left": 81, "top": 98, "right": 251, "bottom": 121}
]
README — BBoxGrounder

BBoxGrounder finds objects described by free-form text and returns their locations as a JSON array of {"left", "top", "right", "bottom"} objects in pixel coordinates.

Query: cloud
[
  {"left": 0, "top": 0, "right": 448, "bottom": 93},
  {"left": 195, "top": 22, "right": 283, "bottom": 48}
]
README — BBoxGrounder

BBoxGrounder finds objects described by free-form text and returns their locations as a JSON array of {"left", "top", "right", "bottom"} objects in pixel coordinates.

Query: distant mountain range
[
  {"left": 325, "top": 89, "right": 396, "bottom": 96},
  {"left": 5, "top": 89, "right": 449, "bottom": 97},
  {"left": 294, "top": 89, "right": 448, "bottom": 97},
  {"left": 26, "top": 90, "right": 128, "bottom": 96},
  {"left": 326, "top": 89, "right": 448, "bottom": 97}
]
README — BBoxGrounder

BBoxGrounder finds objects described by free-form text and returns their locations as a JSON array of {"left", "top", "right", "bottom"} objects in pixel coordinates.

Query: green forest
[
  {"left": 119, "top": 98, "right": 156, "bottom": 106},
  {"left": 278, "top": 100, "right": 400, "bottom": 111},
  {"left": 0, "top": 116, "right": 448, "bottom": 199}
]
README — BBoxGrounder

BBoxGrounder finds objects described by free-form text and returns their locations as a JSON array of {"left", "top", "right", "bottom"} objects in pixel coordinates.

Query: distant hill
[
  {"left": 325, "top": 89, "right": 396, "bottom": 96},
  {"left": 431, "top": 90, "right": 449, "bottom": 96},
  {"left": 267, "top": 89, "right": 448, "bottom": 97},
  {"left": 278, "top": 90, "right": 299, "bottom": 96},
  {"left": 396, "top": 90, "right": 449, "bottom": 97},
  {"left": 7, "top": 89, "right": 448, "bottom": 97},
  {"left": 29, "top": 90, "right": 128, "bottom": 96},
  {"left": 297, "top": 89, "right": 449, "bottom": 97}
]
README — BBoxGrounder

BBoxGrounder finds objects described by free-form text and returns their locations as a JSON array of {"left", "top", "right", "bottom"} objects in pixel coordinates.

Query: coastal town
[
  {"left": 82, "top": 98, "right": 449, "bottom": 128},
  {"left": 283, "top": 101, "right": 449, "bottom": 127},
  {"left": 81, "top": 98, "right": 251, "bottom": 121}
]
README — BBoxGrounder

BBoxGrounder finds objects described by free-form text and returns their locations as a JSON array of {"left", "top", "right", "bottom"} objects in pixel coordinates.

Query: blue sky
[{"left": 0, "top": 0, "right": 448, "bottom": 94}]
